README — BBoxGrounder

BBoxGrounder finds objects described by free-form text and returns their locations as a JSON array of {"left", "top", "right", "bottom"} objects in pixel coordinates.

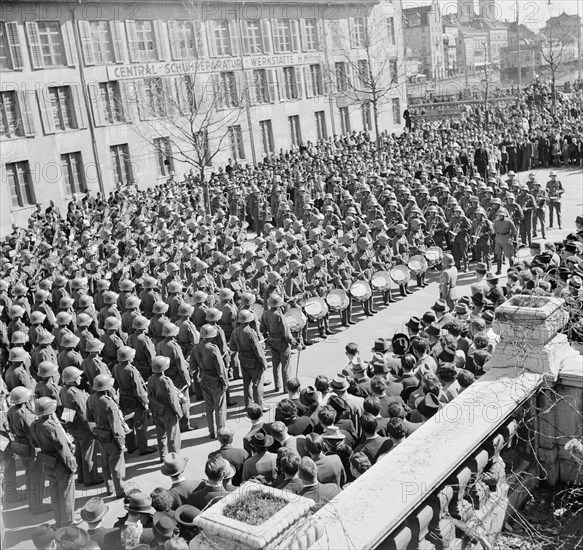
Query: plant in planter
[{"left": 190, "top": 482, "right": 324, "bottom": 550}]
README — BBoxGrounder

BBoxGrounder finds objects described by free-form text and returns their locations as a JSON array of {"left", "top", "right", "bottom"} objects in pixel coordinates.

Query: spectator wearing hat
[
  {"left": 415, "top": 393, "right": 442, "bottom": 422},
  {"left": 148, "top": 356, "right": 184, "bottom": 460},
  {"left": 87, "top": 374, "right": 126, "bottom": 499},
  {"left": 30, "top": 397, "right": 77, "bottom": 528},
  {"left": 229, "top": 309, "right": 268, "bottom": 410},
  {"left": 354, "top": 413, "right": 393, "bottom": 465},
  {"left": 161, "top": 453, "right": 203, "bottom": 510},
  {"left": 81, "top": 339, "right": 110, "bottom": 389},
  {"left": 439, "top": 253, "right": 458, "bottom": 311},
  {"left": 241, "top": 429, "right": 278, "bottom": 484},
  {"left": 54, "top": 526, "right": 90, "bottom": 549},
  {"left": 351, "top": 360, "right": 372, "bottom": 396},
  {"left": 405, "top": 316, "right": 421, "bottom": 338},
  {"left": 174, "top": 505, "right": 201, "bottom": 542},
  {"left": 188, "top": 456, "right": 235, "bottom": 509},
  {"left": 80, "top": 497, "right": 117, "bottom": 548},
  {"left": 208, "top": 427, "right": 249, "bottom": 485},
  {"left": 485, "top": 273, "right": 505, "bottom": 307},
  {"left": 298, "top": 457, "right": 341, "bottom": 504},
  {"left": 59, "top": 366, "right": 102, "bottom": 487},
  {"left": 157, "top": 322, "right": 192, "bottom": 433},
  {"left": 315, "top": 403, "right": 358, "bottom": 448},
  {"left": 113, "top": 346, "right": 154, "bottom": 456},
  {"left": 242, "top": 403, "right": 267, "bottom": 456},
  {"left": 31, "top": 524, "right": 56, "bottom": 550},
  {"left": 331, "top": 374, "right": 364, "bottom": 433}
]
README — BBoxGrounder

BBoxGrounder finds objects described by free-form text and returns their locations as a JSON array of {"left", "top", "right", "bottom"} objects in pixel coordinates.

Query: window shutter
[
  {"left": 206, "top": 21, "right": 217, "bottom": 58},
  {"left": 36, "top": 88, "right": 55, "bottom": 134},
  {"left": 135, "top": 79, "right": 148, "bottom": 120},
  {"left": 88, "top": 83, "right": 105, "bottom": 127},
  {"left": 167, "top": 20, "right": 178, "bottom": 60},
  {"left": 245, "top": 70, "right": 256, "bottom": 105},
  {"left": 77, "top": 21, "right": 95, "bottom": 66},
  {"left": 348, "top": 18, "right": 355, "bottom": 48},
  {"left": 119, "top": 81, "right": 134, "bottom": 121},
  {"left": 303, "top": 66, "right": 313, "bottom": 98},
  {"left": 109, "top": 21, "right": 125, "bottom": 63},
  {"left": 271, "top": 20, "right": 280, "bottom": 54},
  {"left": 17, "top": 91, "right": 35, "bottom": 136},
  {"left": 294, "top": 66, "right": 303, "bottom": 100},
  {"left": 25, "top": 22, "right": 44, "bottom": 69},
  {"left": 125, "top": 20, "right": 139, "bottom": 62},
  {"left": 193, "top": 21, "right": 205, "bottom": 57},
  {"left": 212, "top": 74, "right": 224, "bottom": 109},
  {"left": 229, "top": 20, "right": 240, "bottom": 56},
  {"left": 300, "top": 20, "right": 308, "bottom": 52},
  {"left": 153, "top": 20, "right": 169, "bottom": 61},
  {"left": 62, "top": 22, "right": 78, "bottom": 66},
  {"left": 290, "top": 20, "right": 299, "bottom": 52},
  {"left": 240, "top": 21, "right": 249, "bottom": 55},
  {"left": 163, "top": 78, "right": 175, "bottom": 117},
  {"left": 71, "top": 85, "right": 87, "bottom": 129},
  {"left": 5, "top": 22, "right": 24, "bottom": 69},
  {"left": 277, "top": 68, "right": 286, "bottom": 102},
  {"left": 260, "top": 20, "right": 272, "bottom": 54}
]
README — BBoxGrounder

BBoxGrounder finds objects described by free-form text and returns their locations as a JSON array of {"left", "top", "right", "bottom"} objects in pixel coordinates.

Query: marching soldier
[
  {"left": 190, "top": 291, "right": 209, "bottom": 332},
  {"left": 392, "top": 224, "right": 412, "bottom": 297},
  {"left": 217, "top": 289, "right": 239, "bottom": 378},
  {"left": 57, "top": 332, "right": 83, "bottom": 371},
  {"left": 516, "top": 184, "right": 536, "bottom": 246},
  {"left": 30, "top": 331, "right": 57, "bottom": 381},
  {"left": 175, "top": 303, "right": 199, "bottom": 359},
  {"left": 471, "top": 208, "right": 494, "bottom": 269},
  {"left": 449, "top": 205, "right": 472, "bottom": 272},
  {"left": 308, "top": 254, "right": 333, "bottom": 337},
  {"left": 139, "top": 275, "right": 162, "bottom": 319},
  {"left": 147, "top": 356, "right": 183, "bottom": 460},
  {"left": 128, "top": 315, "right": 156, "bottom": 380},
  {"left": 332, "top": 246, "right": 356, "bottom": 327},
  {"left": 100, "top": 317, "right": 125, "bottom": 368},
  {"left": 546, "top": 170, "right": 564, "bottom": 229},
  {"left": 354, "top": 237, "right": 376, "bottom": 316},
  {"left": 35, "top": 361, "right": 62, "bottom": 413},
  {"left": 81, "top": 339, "right": 111, "bottom": 390},
  {"left": 5, "top": 347, "right": 35, "bottom": 391},
  {"left": 532, "top": 181, "right": 548, "bottom": 239},
  {"left": 493, "top": 208, "right": 517, "bottom": 275},
  {"left": 150, "top": 300, "right": 171, "bottom": 345}
]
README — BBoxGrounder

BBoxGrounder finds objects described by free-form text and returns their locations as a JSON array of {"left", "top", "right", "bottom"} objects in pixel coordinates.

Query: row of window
[{"left": 0, "top": 16, "right": 397, "bottom": 70}]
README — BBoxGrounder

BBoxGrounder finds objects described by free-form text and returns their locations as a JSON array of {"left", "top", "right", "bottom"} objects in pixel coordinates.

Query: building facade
[{"left": 0, "top": 0, "right": 407, "bottom": 233}]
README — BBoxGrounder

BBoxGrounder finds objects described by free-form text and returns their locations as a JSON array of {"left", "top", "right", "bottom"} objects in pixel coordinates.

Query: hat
[
  {"left": 30, "top": 311, "right": 46, "bottom": 325},
  {"left": 80, "top": 497, "right": 109, "bottom": 524},
  {"left": 300, "top": 386, "right": 320, "bottom": 407},
  {"left": 161, "top": 323, "right": 179, "bottom": 337},
  {"left": 152, "top": 356, "right": 170, "bottom": 373},
  {"left": 476, "top": 262, "right": 488, "bottom": 273},
  {"left": 438, "top": 345, "right": 456, "bottom": 363},
  {"left": 54, "top": 526, "right": 90, "bottom": 549},
  {"left": 10, "top": 305, "right": 25, "bottom": 318},
  {"left": 219, "top": 288, "right": 234, "bottom": 300},
  {"left": 175, "top": 504, "right": 201, "bottom": 528},
  {"left": 9, "top": 386, "right": 32, "bottom": 405},
  {"left": 192, "top": 291, "right": 208, "bottom": 304},
  {"left": 426, "top": 323, "right": 441, "bottom": 337},
  {"left": 11, "top": 330, "right": 27, "bottom": 344},
  {"left": 391, "top": 333, "right": 410, "bottom": 354},
  {"left": 416, "top": 393, "right": 441, "bottom": 418},
  {"left": 205, "top": 308, "right": 222, "bottom": 322},
  {"left": 482, "top": 310, "right": 495, "bottom": 324},
  {"left": 125, "top": 296, "right": 141, "bottom": 309},
  {"left": 331, "top": 374, "right": 350, "bottom": 391},
  {"left": 125, "top": 493, "right": 156, "bottom": 515},
  {"left": 132, "top": 315, "right": 150, "bottom": 330},
  {"left": 200, "top": 324, "right": 218, "bottom": 339},
  {"left": 117, "top": 346, "right": 136, "bottom": 362},
  {"left": 92, "top": 374, "right": 115, "bottom": 392},
  {"left": 104, "top": 317, "right": 120, "bottom": 330},
  {"left": 86, "top": 338, "right": 104, "bottom": 353},
  {"left": 268, "top": 294, "right": 284, "bottom": 308},
  {"left": 76, "top": 312, "right": 93, "bottom": 327},
  {"left": 161, "top": 452, "right": 187, "bottom": 477},
  {"left": 35, "top": 397, "right": 57, "bottom": 416},
  {"left": 431, "top": 299, "right": 448, "bottom": 313},
  {"left": 38, "top": 361, "right": 59, "bottom": 378},
  {"left": 485, "top": 272, "right": 499, "bottom": 282},
  {"left": 36, "top": 330, "right": 55, "bottom": 345},
  {"left": 103, "top": 291, "right": 119, "bottom": 305},
  {"left": 62, "top": 366, "right": 83, "bottom": 385},
  {"left": 152, "top": 301, "right": 169, "bottom": 314},
  {"left": 471, "top": 292, "right": 485, "bottom": 306},
  {"left": 371, "top": 353, "right": 389, "bottom": 374},
  {"left": 61, "top": 332, "right": 80, "bottom": 349},
  {"left": 237, "top": 310, "right": 255, "bottom": 323},
  {"left": 405, "top": 316, "right": 421, "bottom": 331},
  {"left": 455, "top": 303, "right": 470, "bottom": 317},
  {"left": 250, "top": 429, "right": 274, "bottom": 449},
  {"left": 153, "top": 512, "right": 177, "bottom": 540},
  {"left": 328, "top": 394, "right": 349, "bottom": 417},
  {"left": 321, "top": 426, "right": 346, "bottom": 440},
  {"left": 371, "top": 338, "right": 390, "bottom": 353},
  {"left": 31, "top": 524, "right": 55, "bottom": 549}
]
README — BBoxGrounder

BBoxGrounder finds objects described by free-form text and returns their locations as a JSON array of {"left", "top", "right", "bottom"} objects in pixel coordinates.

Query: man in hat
[
  {"left": 191, "top": 324, "right": 229, "bottom": 439},
  {"left": 148, "top": 356, "right": 184, "bottom": 460},
  {"left": 54, "top": 526, "right": 90, "bottom": 549},
  {"left": 31, "top": 524, "right": 56, "bottom": 550},
  {"left": 188, "top": 456, "right": 235, "bottom": 509},
  {"left": 113, "top": 346, "right": 154, "bottom": 456},
  {"left": 546, "top": 170, "right": 564, "bottom": 229},
  {"left": 5, "top": 347, "right": 35, "bottom": 391},
  {"left": 81, "top": 338, "right": 110, "bottom": 389},
  {"left": 57, "top": 332, "right": 83, "bottom": 371},
  {"left": 59, "top": 367, "right": 102, "bottom": 487},
  {"left": 260, "top": 294, "right": 297, "bottom": 392},
  {"left": 128, "top": 315, "right": 156, "bottom": 380},
  {"left": 80, "top": 497, "right": 116, "bottom": 548},
  {"left": 331, "top": 374, "right": 364, "bottom": 432},
  {"left": 162, "top": 452, "right": 203, "bottom": 510},
  {"left": 87, "top": 374, "right": 126, "bottom": 499},
  {"left": 439, "top": 253, "right": 458, "bottom": 311},
  {"left": 485, "top": 273, "right": 505, "bottom": 307},
  {"left": 241, "top": 429, "right": 277, "bottom": 483},
  {"left": 30, "top": 397, "right": 77, "bottom": 528},
  {"left": 470, "top": 262, "right": 490, "bottom": 298},
  {"left": 100, "top": 317, "right": 125, "bottom": 368},
  {"left": 230, "top": 310, "right": 269, "bottom": 410},
  {"left": 493, "top": 208, "right": 517, "bottom": 275}
]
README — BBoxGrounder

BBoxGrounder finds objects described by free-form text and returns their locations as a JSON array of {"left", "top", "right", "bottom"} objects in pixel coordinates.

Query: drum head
[
  {"left": 371, "top": 271, "right": 391, "bottom": 290},
  {"left": 304, "top": 297, "right": 328, "bottom": 320},
  {"left": 350, "top": 280, "right": 372, "bottom": 301},
  {"left": 425, "top": 246, "right": 443, "bottom": 262},
  {"left": 285, "top": 308, "right": 306, "bottom": 330},
  {"left": 326, "top": 289, "right": 349, "bottom": 311},
  {"left": 390, "top": 265, "right": 411, "bottom": 284},
  {"left": 408, "top": 255, "right": 428, "bottom": 273}
]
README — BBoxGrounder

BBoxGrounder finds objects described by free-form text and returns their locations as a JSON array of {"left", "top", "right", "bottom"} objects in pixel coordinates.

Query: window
[
  {"left": 315, "top": 110, "right": 327, "bottom": 140},
  {"left": 302, "top": 19, "right": 319, "bottom": 51},
  {"left": 154, "top": 137, "right": 174, "bottom": 176},
  {"left": 358, "top": 59, "right": 370, "bottom": 88},
  {"left": 0, "top": 24, "right": 10, "bottom": 70},
  {"left": 335, "top": 62, "right": 350, "bottom": 92},
  {"left": 219, "top": 72, "right": 239, "bottom": 108},
  {"left": 241, "top": 20, "right": 263, "bottom": 55},
  {"left": 61, "top": 152, "right": 86, "bottom": 195},
  {"left": 170, "top": 21, "right": 196, "bottom": 59},
  {"left": 259, "top": 120, "right": 274, "bottom": 154},
  {"left": 387, "top": 17, "right": 396, "bottom": 45},
  {"left": 214, "top": 21, "right": 232, "bottom": 57},
  {"left": 310, "top": 64, "right": 324, "bottom": 96},
  {"left": 339, "top": 106, "right": 350, "bottom": 134},
  {"left": 392, "top": 98, "right": 401, "bottom": 124},
  {"left": 99, "top": 82, "right": 124, "bottom": 124},
  {"left": 88, "top": 21, "right": 114, "bottom": 64},
  {"left": 144, "top": 78, "right": 166, "bottom": 118},
  {"left": 37, "top": 21, "right": 65, "bottom": 67},
  {"left": 0, "top": 91, "right": 22, "bottom": 138},
  {"left": 253, "top": 69, "right": 270, "bottom": 103},
  {"left": 272, "top": 19, "right": 298, "bottom": 53},
  {"left": 351, "top": 17, "right": 367, "bottom": 48},
  {"left": 134, "top": 21, "right": 157, "bottom": 62},
  {"left": 361, "top": 101, "right": 372, "bottom": 131},
  {"left": 228, "top": 125, "right": 245, "bottom": 160},
  {"left": 48, "top": 86, "right": 75, "bottom": 131},
  {"left": 282, "top": 67, "right": 299, "bottom": 100},
  {"left": 390, "top": 58, "right": 399, "bottom": 83},
  {"left": 289, "top": 115, "right": 302, "bottom": 147},
  {"left": 6, "top": 161, "right": 35, "bottom": 208},
  {"left": 110, "top": 144, "right": 133, "bottom": 185}
]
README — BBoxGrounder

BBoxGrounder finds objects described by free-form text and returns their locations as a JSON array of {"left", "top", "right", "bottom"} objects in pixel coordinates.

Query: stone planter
[
  {"left": 487, "top": 295, "right": 578, "bottom": 375},
  {"left": 190, "top": 482, "right": 324, "bottom": 550}
]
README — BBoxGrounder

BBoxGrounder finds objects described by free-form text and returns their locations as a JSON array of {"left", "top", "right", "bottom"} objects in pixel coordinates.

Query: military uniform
[
  {"left": 493, "top": 217, "right": 517, "bottom": 274},
  {"left": 546, "top": 177, "right": 564, "bottom": 228},
  {"left": 260, "top": 307, "right": 296, "bottom": 391},
  {"left": 128, "top": 330, "right": 156, "bottom": 380}
]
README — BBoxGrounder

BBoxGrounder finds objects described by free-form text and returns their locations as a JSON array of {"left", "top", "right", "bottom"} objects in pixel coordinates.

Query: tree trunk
[
  {"left": 372, "top": 97, "right": 381, "bottom": 158},
  {"left": 200, "top": 166, "right": 211, "bottom": 213},
  {"left": 551, "top": 72, "right": 557, "bottom": 114}
]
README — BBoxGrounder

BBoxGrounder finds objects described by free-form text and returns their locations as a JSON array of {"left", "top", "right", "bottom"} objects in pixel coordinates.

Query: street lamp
[{"left": 516, "top": 0, "right": 521, "bottom": 92}]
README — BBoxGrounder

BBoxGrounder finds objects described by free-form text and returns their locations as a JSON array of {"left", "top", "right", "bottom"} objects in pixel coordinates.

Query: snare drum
[
  {"left": 408, "top": 255, "right": 428, "bottom": 274},
  {"left": 425, "top": 246, "right": 444, "bottom": 266},
  {"left": 350, "top": 280, "right": 372, "bottom": 302},
  {"left": 390, "top": 265, "right": 411, "bottom": 285},
  {"left": 371, "top": 271, "right": 391, "bottom": 291},
  {"left": 304, "top": 297, "right": 329, "bottom": 320},
  {"left": 284, "top": 308, "right": 307, "bottom": 331},
  {"left": 326, "top": 289, "right": 350, "bottom": 311}
]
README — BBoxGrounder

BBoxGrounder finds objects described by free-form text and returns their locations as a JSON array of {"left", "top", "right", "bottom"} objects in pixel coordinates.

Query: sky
[{"left": 402, "top": 0, "right": 583, "bottom": 29}]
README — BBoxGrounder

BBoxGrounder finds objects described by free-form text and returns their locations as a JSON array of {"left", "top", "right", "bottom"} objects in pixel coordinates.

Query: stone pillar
[{"left": 537, "top": 388, "right": 560, "bottom": 485}]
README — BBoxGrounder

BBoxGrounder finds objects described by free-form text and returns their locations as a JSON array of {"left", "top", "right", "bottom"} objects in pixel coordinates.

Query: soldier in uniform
[
  {"left": 87, "top": 374, "right": 126, "bottom": 499},
  {"left": 449, "top": 205, "right": 472, "bottom": 272},
  {"left": 128, "top": 315, "right": 156, "bottom": 380},
  {"left": 112, "top": 346, "right": 154, "bottom": 456},
  {"left": 191, "top": 324, "right": 229, "bottom": 439},
  {"left": 30, "top": 331, "right": 57, "bottom": 381},
  {"left": 217, "top": 289, "right": 239, "bottom": 378},
  {"left": 516, "top": 184, "right": 536, "bottom": 246},
  {"left": 353, "top": 237, "right": 377, "bottom": 316},
  {"left": 392, "top": 225, "right": 412, "bottom": 297},
  {"left": 147, "top": 356, "right": 183, "bottom": 460},
  {"left": 57, "top": 332, "right": 83, "bottom": 371},
  {"left": 190, "top": 291, "right": 209, "bottom": 332},
  {"left": 546, "top": 170, "right": 564, "bottom": 229},
  {"left": 471, "top": 208, "right": 494, "bottom": 269},
  {"left": 5, "top": 347, "right": 35, "bottom": 391},
  {"left": 175, "top": 303, "right": 199, "bottom": 360},
  {"left": 81, "top": 339, "right": 111, "bottom": 390},
  {"left": 493, "top": 208, "right": 517, "bottom": 275},
  {"left": 100, "top": 317, "right": 125, "bottom": 368},
  {"left": 307, "top": 254, "right": 333, "bottom": 337},
  {"left": 139, "top": 276, "right": 162, "bottom": 319},
  {"left": 332, "top": 246, "right": 355, "bottom": 327},
  {"left": 35, "top": 361, "right": 62, "bottom": 413},
  {"left": 30, "top": 397, "right": 77, "bottom": 527},
  {"left": 260, "top": 294, "right": 297, "bottom": 393},
  {"left": 150, "top": 300, "right": 171, "bottom": 345},
  {"left": 230, "top": 310, "right": 269, "bottom": 410},
  {"left": 59, "top": 367, "right": 102, "bottom": 487},
  {"left": 121, "top": 295, "right": 142, "bottom": 335},
  {"left": 532, "top": 181, "right": 548, "bottom": 239}
]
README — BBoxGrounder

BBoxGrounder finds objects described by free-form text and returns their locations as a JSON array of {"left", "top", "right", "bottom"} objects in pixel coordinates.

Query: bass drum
[
  {"left": 304, "top": 296, "right": 329, "bottom": 321},
  {"left": 371, "top": 271, "right": 391, "bottom": 291},
  {"left": 408, "top": 255, "right": 428, "bottom": 274},
  {"left": 326, "top": 289, "right": 350, "bottom": 312},
  {"left": 425, "top": 246, "right": 444, "bottom": 266},
  {"left": 390, "top": 265, "right": 411, "bottom": 285},
  {"left": 350, "top": 280, "right": 372, "bottom": 302},
  {"left": 284, "top": 308, "right": 307, "bottom": 332}
]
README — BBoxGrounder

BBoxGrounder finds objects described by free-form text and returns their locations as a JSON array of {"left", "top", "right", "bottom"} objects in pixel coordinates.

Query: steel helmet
[
  {"left": 192, "top": 291, "right": 208, "bottom": 304},
  {"left": 118, "top": 279, "right": 135, "bottom": 291},
  {"left": 132, "top": 315, "right": 150, "bottom": 330},
  {"left": 200, "top": 324, "right": 218, "bottom": 339},
  {"left": 76, "top": 313, "right": 93, "bottom": 327},
  {"left": 9, "top": 305, "right": 25, "bottom": 318},
  {"left": 10, "top": 330, "right": 27, "bottom": 344},
  {"left": 85, "top": 338, "right": 105, "bottom": 353},
  {"left": 237, "top": 310, "right": 255, "bottom": 324},
  {"left": 62, "top": 366, "right": 83, "bottom": 385},
  {"left": 56, "top": 311, "right": 73, "bottom": 325},
  {"left": 35, "top": 397, "right": 57, "bottom": 416},
  {"left": 92, "top": 374, "right": 114, "bottom": 392},
  {"left": 8, "top": 347, "right": 27, "bottom": 362},
  {"left": 268, "top": 294, "right": 284, "bottom": 308},
  {"left": 125, "top": 296, "right": 141, "bottom": 309},
  {"left": 37, "top": 330, "right": 55, "bottom": 345},
  {"left": 38, "top": 361, "right": 59, "bottom": 378},
  {"left": 177, "top": 303, "right": 194, "bottom": 317},
  {"left": 240, "top": 293, "right": 256, "bottom": 306},
  {"left": 9, "top": 386, "right": 32, "bottom": 405},
  {"left": 102, "top": 291, "right": 119, "bottom": 305},
  {"left": 59, "top": 296, "right": 75, "bottom": 309},
  {"left": 152, "top": 301, "right": 169, "bottom": 314},
  {"left": 161, "top": 323, "right": 179, "bottom": 337},
  {"left": 104, "top": 317, "right": 120, "bottom": 330},
  {"left": 205, "top": 308, "right": 222, "bottom": 322},
  {"left": 117, "top": 346, "right": 136, "bottom": 362},
  {"left": 152, "top": 356, "right": 170, "bottom": 373}
]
